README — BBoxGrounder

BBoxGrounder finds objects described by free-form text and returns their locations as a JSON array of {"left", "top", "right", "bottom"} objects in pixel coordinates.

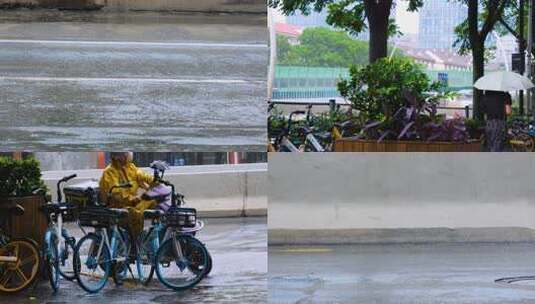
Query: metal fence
[
  {"left": 269, "top": 100, "right": 472, "bottom": 118},
  {"left": 272, "top": 65, "right": 473, "bottom": 100}
]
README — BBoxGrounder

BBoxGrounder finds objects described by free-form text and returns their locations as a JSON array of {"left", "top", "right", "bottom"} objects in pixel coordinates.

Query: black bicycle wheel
[
  {"left": 44, "top": 234, "right": 60, "bottom": 293},
  {"left": 58, "top": 237, "right": 76, "bottom": 281},
  {"left": 155, "top": 235, "right": 209, "bottom": 291}
]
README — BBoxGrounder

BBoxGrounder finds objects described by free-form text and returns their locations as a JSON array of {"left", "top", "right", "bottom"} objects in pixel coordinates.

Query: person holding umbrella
[
  {"left": 481, "top": 90, "right": 512, "bottom": 152},
  {"left": 474, "top": 71, "right": 535, "bottom": 152}
]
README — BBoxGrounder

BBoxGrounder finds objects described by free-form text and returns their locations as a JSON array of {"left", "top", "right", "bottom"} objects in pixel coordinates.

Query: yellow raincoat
[{"left": 99, "top": 159, "right": 156, "bottom": 236}]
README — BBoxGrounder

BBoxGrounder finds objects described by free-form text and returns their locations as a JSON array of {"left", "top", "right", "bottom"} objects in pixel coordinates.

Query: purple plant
[
  {"left": 422, "top": 116, "right": 469, "bottom": 142},
  {"left": 358, "top": 91, "right": 469, "bottom": 143}
]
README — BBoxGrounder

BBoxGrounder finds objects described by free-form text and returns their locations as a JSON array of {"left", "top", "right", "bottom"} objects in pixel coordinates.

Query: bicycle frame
[{"left": 91, "top": 226, "right": 127, "bottom": 266}]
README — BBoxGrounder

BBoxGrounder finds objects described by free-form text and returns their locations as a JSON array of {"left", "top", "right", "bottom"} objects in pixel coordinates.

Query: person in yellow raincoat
[{"left": 99, "top": 152, "right": 156, "bottom": 237}]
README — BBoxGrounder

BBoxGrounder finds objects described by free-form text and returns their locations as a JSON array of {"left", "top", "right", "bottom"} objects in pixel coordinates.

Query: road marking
[
  {"left": 0, "top": 76, "right": 263, "bottom": 84},
  {"left": 275, "top": 248, "right": 333, "bottom": 254},
  {"left": 0, "top": 39, "right": 268, "bottom": 48}
]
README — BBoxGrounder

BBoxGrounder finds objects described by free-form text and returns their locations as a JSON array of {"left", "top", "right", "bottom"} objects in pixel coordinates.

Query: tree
[
  {"left": 454, "top": 0, "right": 512, "bottom": 120},
  {"left": 277, "top": 27, "right": 370, "bottom": 67},
  {"left": 269, "top": 0, "right": 424, "bottom": 63}
]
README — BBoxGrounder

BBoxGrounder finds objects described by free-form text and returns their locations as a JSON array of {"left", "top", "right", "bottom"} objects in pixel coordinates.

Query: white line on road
[
  {"left": 0, "top": 76, "right": 264, "bottom": 84},
  {"left": 0, "top": 39, "right": 268, "bottom": 48}
]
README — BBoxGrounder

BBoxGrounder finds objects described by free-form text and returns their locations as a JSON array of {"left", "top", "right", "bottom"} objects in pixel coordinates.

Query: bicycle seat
[
  {"left": 143, "top": 209, "right": 164, "bottom": 219},
  {"left": 335, "top": 121, "right": 353, "bottom": 129},
  {"left": 315, "top": 132, "right": 332, "bottom": 141},
  {"left": 108, "top": 208, "right": 129, "bottom": 218}
]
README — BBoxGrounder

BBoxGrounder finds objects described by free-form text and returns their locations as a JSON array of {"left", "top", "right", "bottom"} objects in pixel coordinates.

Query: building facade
[{"left": 418, "top": 0, "right": 466, "bottom": 49}]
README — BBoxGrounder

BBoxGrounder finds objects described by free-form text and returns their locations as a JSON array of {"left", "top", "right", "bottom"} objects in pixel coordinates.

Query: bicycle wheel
[
  {"left": 136, "top": 229, "right": 155, "bottom": 285},
  {"left": 0, "top": 238, "right": 40, "bottom": 293},
  {"left": 155, "top": 235, "right": 209, "bottom": 291},
  {"left": 74, "top": 233, "right": 111, "bottom": 293},
  {"left": 112, "top": 228, "right": 131, "bottom": 286},
  {"left": 43, "top": 233, "right": 60, "bottom": 293},
  {"left": 189, "top": 246, "right": 212, "bottom": 277},
  {"left": 58, "top": 237, "right": 76, "bottom": 281}
]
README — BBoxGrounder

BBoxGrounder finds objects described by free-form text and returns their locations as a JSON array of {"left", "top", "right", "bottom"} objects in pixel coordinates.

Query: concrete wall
[
  {"left": 269, "top": 153, "right": 535, "bottom": 244},
  {"left": 35, "top": 152, "right": 98, "bottom": 171},
  {"left": 42, "top": 163, "right": 267, "bottom": 217},
  {"left": 0, "top": 0, "right": 266, "bottom": 13}
]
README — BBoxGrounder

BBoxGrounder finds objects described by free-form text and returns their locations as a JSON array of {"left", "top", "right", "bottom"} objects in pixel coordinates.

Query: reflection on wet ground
[
  {"left": 269, "top": 243, "right": 535, "bottom": 304},
  {"left": 0, "top": 217, "right": 267, "bottom": 303},
  {"left": 0, "top": 10, "right": 267, "bottom": 151}
]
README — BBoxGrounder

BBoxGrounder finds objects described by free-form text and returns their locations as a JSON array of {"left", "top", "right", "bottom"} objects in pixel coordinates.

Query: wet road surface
[
  {"left": 269, "top": 243, "right": 535, "bottom": 304},
  {"left": 0, "top": 217, "right": 267, "bottom": 303},
  {"left": 0, "top": 10, "right": 267, "bottom": 151}
]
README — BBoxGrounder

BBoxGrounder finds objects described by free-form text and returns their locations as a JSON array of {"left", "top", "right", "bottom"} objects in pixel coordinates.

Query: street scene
[
  {"left": 0, "top": 152, "right": 267, "bottom": 303},
  {"left": 270, "top": 243, "right": 535, "bottom": 304},
  {"left": 268, "top": 153, "right": 535, "bottom": 303},
  {"left": 0, "top": 9, "right": 267, "bottom": 151},
  {"left": 1, "top": 217, "right": 267, "bottom": 304},
  {"left": 267, "top": 0, "right": 535, "bottom": 152}
]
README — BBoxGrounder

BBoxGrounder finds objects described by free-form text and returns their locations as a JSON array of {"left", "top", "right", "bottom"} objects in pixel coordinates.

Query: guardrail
[
  {"left": 270, "top": 100, "right": 472, "bottom": 118},
  {"left": 42, "top": 163, "right": 267, "bottom": 217}
]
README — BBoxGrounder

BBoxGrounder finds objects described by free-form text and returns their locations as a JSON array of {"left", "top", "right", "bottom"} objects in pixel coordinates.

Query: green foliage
[
  {"left": 277, "top": 27, "right": 405, "bottom": 68},
  {"left": 277, "top": 28, "right": 370, "bottom": 67},
  {"left": 464, "top": 118, "right": 485, "bottom": 139},
  {"left": 0, "top": 156, "right": 46, "bottom": 197},
  {"left": 453, "top": 0, "right": 515, "bottom": 54},
  {"left": 337, "top": 57, "right": 444, "bottom": 121},
  {"left": 269, "top": 0, "right": 424, "bottom": 38}
]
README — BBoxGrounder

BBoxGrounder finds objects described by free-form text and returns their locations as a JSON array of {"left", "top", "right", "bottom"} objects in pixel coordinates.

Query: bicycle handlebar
[
  {"left": 285, "top": 110, "right": 306, "bottom": 135},
  {"left": 56, "top": 174, "right": 77, "bottom": 204}
]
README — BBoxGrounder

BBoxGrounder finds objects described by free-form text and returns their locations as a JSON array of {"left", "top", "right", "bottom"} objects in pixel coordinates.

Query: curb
[
  {"left": 200, "top": 208, "right": 267, "bottom": 218},
  {"left": 268, "top": 227, "right": 535, "bottom": 245}
]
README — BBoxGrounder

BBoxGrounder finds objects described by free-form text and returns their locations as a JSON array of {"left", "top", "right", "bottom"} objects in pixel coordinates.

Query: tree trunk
[
  {"left": 472, "top": 41, "right": 485, "bottom": 120},
  {"left": 467, "top": 0, "right": 484, "bottom": 120},
  {"left": 365, "top": 0, "right": 392, "bottom": 63}
]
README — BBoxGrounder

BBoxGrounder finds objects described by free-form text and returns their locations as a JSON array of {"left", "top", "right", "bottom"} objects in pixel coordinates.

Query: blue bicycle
[
  {"left": 135, "top": 161, "right": 212, "bottom": 291},
  {"left": 39, "top": 174, "right": 79, "bottom": 293},
  {"left": 73, "top": 183, "right": 132, "bottom": 293}
]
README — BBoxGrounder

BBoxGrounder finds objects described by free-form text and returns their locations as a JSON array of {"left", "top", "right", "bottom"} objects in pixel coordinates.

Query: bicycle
[
  {"left": 73, "top": 183, "right": 133, "bottom": 293},
  {"left": 39, "top": 174, "right": 79, "bottom": 293},
  {"left": 509, "top": 118, "right": 535, "bottom": 152},
  {"left": 136, "top": 161, "right": 211, "bottom": 291},
  {"left": 0, "top": 203, "right": 41, "bottom": 293}
]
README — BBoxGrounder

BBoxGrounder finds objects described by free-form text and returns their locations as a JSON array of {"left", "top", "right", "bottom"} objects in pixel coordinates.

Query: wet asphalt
[
  {"left": 0, "top": 10, "right": 267, "bottom": 151},
  {"left": 0, "top": 217, "right": 267, "bottom": 303},
  {"left": 269, "top": 243, "right": 535, "bottom": 304}
]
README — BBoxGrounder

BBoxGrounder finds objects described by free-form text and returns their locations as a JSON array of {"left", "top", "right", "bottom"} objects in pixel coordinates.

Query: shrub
[
  {"left": 0, "top": 156, "right": 46, "bottom": 197},
  {"left": 337, "top": 57, "right": 444, "bottom": 121}
]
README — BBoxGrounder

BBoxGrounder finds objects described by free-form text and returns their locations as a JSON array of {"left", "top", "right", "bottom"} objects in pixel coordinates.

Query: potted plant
[
  {"left": 0, "top": 156, "right": 47, "bottom": 246},
  {"left": 335, "top": 57, "right": 482, "bottom": 152}
]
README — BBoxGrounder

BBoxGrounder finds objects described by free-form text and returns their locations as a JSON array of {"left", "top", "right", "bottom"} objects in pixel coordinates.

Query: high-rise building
[
  {"left": 284, "top": 4, "right": 397, "bottom": 41},
  {"left": 418, "top": 0, "right": 466, "bottom": 49}
]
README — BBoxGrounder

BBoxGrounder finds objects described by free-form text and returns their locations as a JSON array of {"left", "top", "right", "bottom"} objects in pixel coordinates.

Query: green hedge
[{"left": 0, "top": 157, "right": 45, "bottom": 197}]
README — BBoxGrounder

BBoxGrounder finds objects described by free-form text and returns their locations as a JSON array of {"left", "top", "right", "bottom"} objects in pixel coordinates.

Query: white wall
[
  {"left": 269, "top": 153, "right": 535, "bottom": 230},
  {"left": 43, "top": 163, "right": 267, "bottom": 217}
]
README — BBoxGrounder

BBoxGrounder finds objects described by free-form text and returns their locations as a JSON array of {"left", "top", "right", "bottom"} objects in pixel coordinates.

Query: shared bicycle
[{"left": 0, "top": 203, "right": 41, "bottom": 293}]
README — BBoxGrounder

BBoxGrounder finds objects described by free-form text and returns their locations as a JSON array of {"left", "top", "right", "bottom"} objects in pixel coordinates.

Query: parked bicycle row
[
  {"left": 0, "top": 160, "right": 212, "bottom": 294},
  {"left": 269, "top": 100, "right": 535, "bottom": 152}
]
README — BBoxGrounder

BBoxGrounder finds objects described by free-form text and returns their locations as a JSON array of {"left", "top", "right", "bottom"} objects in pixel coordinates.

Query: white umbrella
[{"left": 473, "top": 71, "right": 534, "bottom": 91}]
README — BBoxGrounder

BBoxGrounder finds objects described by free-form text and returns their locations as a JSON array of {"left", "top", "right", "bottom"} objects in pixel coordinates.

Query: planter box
[
  {"left": 334, "top": 138, "right": 483, "bottom": 152},
  {"left": 1, "top": 195, "right": 47, "bottom": 246}
]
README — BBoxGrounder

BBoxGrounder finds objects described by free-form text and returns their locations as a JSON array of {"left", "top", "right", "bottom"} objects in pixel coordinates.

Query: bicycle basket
[
  {"left": 78, "top": 207, "right": 119, "bottom": 228},
  {"left": 64, "top": 180, "right": 100, "bottom": 212},
  {"left": 162, "top": 207, "right": 197, "bottom": 228}
]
